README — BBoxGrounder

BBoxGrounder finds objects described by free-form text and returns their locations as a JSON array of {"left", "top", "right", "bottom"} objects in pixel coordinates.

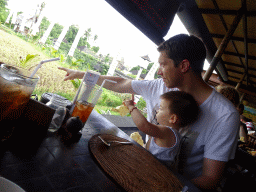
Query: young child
[{"left": 124, "top": 91, "right": 199, "bottom": 167}]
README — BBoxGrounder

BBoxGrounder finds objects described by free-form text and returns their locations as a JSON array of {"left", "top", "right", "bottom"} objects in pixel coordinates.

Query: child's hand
[
  {"left": 123, "top": 94, "right": 135, "bottom": 108},
  {"left": 123, "top": 100, "right": 134, "bottom": 107}
]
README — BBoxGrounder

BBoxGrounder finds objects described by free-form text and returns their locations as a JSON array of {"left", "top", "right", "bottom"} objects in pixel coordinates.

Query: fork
[{"left": 98, "top": 136, "right": 132, "bottom": 147}]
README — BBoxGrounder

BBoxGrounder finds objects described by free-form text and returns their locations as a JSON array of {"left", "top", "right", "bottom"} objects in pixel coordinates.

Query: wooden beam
[
  {"left": 240, "top": 93, "right": 245, "bottom": 103},
  {"left": 210, "top": 0, "right": 247, "bottom": 75},
  {"left": 211, "top": 33, "right": 256, "bottom": 44},
  {"left": 224, "top": 61, "right": 256, "bottom": 72},
  {"left": 227, "top": 69, "right": 256, "bottom": 79},
  {"left": 235, "top": 73, "right": 246, "bottom": 89},
  {"left": 227, "top": 69, "right": 243, "bottom": 75},
  {"left": 203, "top": 5, "right": 245, "bottom": 81},
  {"left": 243, "top": 0, "right": 249, "bottom": 86},
  {"left": 224, "top": 51, "right": 256, "bottom": 60},
  {"left": 198, "top": 8, "right": 256, "bottom": 16}
]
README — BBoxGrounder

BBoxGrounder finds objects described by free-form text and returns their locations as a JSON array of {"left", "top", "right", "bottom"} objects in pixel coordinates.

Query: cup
[
  {"left": 0, "top": 64, "right": 39, "bottom": 142},
  {"left": 71, "top": 82, "right": 102, "bottom": 125}
]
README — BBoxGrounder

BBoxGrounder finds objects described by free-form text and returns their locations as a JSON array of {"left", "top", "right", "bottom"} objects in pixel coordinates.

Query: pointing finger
[{"left": 58, "top": 67, "right": 68, "bottom": 72}]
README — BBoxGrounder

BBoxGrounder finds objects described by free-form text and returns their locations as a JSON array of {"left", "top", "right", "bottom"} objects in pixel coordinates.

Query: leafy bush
[
  {"left": 136, "top": 97, "right": 146, "bottom": 110},
  {"left": 97, "top": 88, "right": 122, "bottom": 107}
]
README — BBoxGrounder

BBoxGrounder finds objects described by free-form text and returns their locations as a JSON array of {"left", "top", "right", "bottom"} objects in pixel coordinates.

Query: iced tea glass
[
  {"left": 72, "top": 82, "right": 102, "bottom": 125},
  {"left": 0, "top": 64, "right": 39, "bottom": 142}
]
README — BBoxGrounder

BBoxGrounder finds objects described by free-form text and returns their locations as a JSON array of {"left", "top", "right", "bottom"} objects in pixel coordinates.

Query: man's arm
[
  {"left": 191, "top": 158, "right": 226, "bottom": 190},
  {"left": 97, "top": 75, "right": 135, "bottom": 94},
  {"left": 58, "top": 67, "right": 136, "bottom": 94}
]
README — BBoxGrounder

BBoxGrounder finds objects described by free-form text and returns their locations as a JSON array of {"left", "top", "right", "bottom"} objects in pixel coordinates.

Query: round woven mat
[{"left": 89, "top": 134, "right": 183, "bottom": 192}]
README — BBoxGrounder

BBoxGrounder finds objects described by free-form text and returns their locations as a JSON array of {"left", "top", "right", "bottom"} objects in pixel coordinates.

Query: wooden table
[{"left": 0, "top": 110, "right": 200, "bottom": 192}]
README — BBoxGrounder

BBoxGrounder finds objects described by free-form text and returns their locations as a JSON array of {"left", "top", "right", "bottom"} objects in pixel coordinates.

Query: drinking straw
[
  {"left": 70, "top": 78, "right": 117, "bottom": 114},
  {"left": 91, "top": 79, "right": 117, "bottom": 104},
  {"left": 29, "top": 58, "right": 60, "bottom": 78}
]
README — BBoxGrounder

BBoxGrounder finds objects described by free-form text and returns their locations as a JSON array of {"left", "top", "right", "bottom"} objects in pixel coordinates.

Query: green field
[{"left": 0, "top": 26, "right": 146, "bottom": 116}]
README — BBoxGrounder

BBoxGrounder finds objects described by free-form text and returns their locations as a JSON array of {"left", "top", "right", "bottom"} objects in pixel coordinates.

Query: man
[{"left": 58, "top": 34, "right": 240, "bottom": 190}]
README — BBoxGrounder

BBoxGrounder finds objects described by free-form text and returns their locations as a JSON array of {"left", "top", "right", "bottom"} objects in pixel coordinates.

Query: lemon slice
[
  {"left": 116, "top": 105, "right": 130, "bottom": 116},
  {"left": 130, "top": 132, "right": 144, "bottom": 146}
]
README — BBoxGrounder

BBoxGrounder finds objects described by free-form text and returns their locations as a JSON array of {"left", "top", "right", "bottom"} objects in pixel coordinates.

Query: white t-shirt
[
  {"left": 132, "top": 78, "right": 240, "bottom": 179},
  {"left": 149, "top": 126, "right": 181, "bottom": 164}
]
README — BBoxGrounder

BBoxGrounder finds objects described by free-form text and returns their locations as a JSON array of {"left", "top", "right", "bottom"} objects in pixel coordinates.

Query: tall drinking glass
[
  {"left": 71, "top": 82, "right": 102, "bottom": 125},
  {"left": 0, "top": 64, "right": 39, "bottom": 142}
]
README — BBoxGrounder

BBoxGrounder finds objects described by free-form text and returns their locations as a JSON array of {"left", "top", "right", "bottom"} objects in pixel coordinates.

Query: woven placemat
[{"left": 89, "top": 134, "right": 183, "bottom": 192}]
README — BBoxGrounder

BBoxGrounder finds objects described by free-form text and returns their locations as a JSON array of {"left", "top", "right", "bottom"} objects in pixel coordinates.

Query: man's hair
[
  {"left": 218, "top": 86, "right": 240, "bottom": 107},
  {"left": 157, "top": 34, "right": 206, "bottom": 76},
  {"left": 160, "top": 91, "right": 200, "bottom": 127}
]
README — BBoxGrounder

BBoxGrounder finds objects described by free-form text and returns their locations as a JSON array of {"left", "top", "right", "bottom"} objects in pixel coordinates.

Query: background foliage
[
  {"left": 0, "top": 0, "right": 8, "bottom": 23},
  {"left": 0, "top": 2, "right": 148, "bottom": 116}
]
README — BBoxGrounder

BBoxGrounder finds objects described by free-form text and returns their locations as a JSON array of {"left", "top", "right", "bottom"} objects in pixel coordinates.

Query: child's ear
[{"left": 169, "top": 114, "right": 178, "bottom": 124}]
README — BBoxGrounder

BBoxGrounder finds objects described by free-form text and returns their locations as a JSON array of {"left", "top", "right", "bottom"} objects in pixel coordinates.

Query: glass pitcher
[{"left": 0, "top": 64, "right": 39, "bottom": 142}]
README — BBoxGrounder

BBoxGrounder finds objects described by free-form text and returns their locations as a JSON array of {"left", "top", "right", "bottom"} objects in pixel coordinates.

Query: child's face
[{"left": 156, "top": 99, "right": 172, "bottom": 126}]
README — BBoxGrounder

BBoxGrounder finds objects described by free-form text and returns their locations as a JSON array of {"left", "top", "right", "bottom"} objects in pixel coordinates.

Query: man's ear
[
  {"left": 169, "top": 114, "right": 178, "bottom": 124},
  {"left": 180, "top": 59, "right": 190, "bottom": 73}
]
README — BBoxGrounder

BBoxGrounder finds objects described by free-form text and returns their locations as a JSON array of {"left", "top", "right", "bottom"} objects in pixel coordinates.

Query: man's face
[{"left": 157, "top": 51, "right": 183, "bottom": 88}]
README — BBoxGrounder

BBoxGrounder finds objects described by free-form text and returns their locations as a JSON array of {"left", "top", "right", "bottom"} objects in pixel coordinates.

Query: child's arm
[{"left": 124, "top": 99, "right": 172, "bottom": 140}]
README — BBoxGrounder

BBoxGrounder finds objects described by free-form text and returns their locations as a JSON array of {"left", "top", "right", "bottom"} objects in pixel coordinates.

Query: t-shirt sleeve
[
  {"left": 204, "top": 111, "right": 240, "bottom": 161},
  {"left": 131, "top": 79, "right": 159, "bottom": 97}
]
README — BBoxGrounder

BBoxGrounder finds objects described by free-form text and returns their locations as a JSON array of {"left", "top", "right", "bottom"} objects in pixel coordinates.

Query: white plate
[{"left": 0, "top": 177, "right": 25, "bottom": 192}]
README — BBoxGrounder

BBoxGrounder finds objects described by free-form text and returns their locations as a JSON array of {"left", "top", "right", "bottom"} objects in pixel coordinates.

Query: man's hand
[
  {"left": 191, "top": 158, "right": 226, "bottom": 190},
  {"left": 58, "top": 67, "right": 85, "bottom": 81}
]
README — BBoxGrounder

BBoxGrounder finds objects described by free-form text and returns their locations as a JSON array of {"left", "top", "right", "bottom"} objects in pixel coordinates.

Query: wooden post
[
  {"left": 203, "top": 5, "right": 245, "bottom": 82},
  {"left": 240, "top": 93, "right": 245, "bottom": 103}
]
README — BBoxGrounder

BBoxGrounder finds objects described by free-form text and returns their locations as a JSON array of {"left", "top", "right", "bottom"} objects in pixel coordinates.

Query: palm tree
[{"left": 29, "top": 2, "right": 46, "bottom": 34}]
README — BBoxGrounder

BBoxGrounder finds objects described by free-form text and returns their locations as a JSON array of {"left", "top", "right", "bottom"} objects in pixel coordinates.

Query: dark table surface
[{"left": 0, "top": 110, "right": 200, "bottom": 192}]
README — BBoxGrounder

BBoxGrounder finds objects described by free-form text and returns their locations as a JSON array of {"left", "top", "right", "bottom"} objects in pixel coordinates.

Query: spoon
[{"left": 98, "top": 136, "right": 132, "bottom": 147}]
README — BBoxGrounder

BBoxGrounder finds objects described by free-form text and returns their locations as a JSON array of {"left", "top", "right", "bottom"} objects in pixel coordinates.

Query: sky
[{"left": 7, "top": 0, "right": 210, "bottom": 70}]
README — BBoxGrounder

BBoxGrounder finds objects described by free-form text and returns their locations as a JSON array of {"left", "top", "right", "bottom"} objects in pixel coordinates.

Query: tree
[
  {"left": 50, "top": 23, "right": 63, "bottom": 39},
  {"left": 93, "top": 34, "right": 98, "bottom": 42},
  {"left": 104, "top": 54, "right": 110, "bottom": 64},
  {"left": 92, "top": 46, "right": 99, "bottom": 53},
  {"left": 84, "top": 28, "right": 91, "bottom": 40},
  {"left": 0, "top": 0, "right": 8, "bottom": 23},
  {"left": 28, "top": 2, "right": 46, "bottom": 33},
  {"left": 65, "top": 25, "right": 78, "bottom": 43},
  {"left": 39, "top": 17, "right": 50, "bottom": 37},
  {"left": 147, "top": 62, "right": 154, "bottom": 70},
  {"left": 131, "top": 66, "right": 141, "bottom": 71}
]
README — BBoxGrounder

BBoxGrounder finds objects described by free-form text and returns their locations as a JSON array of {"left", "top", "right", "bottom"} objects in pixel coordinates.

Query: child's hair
[
  {"left": 160, "top": 91, "right": 199, "bottom": 127},
  {"left": 217, "top": 86, "right": 240, "bottom": 107},
  {"left": 241, "top": 115, "right": 252, "bottom": 122}
]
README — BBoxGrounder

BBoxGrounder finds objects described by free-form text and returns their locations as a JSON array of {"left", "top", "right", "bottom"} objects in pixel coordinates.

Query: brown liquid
[
  {"left": 72, "top": 101, "right": 94, "bottom": 124},
  {"left": 0, "top": 76, "right": 32, "bottom": 141}
]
